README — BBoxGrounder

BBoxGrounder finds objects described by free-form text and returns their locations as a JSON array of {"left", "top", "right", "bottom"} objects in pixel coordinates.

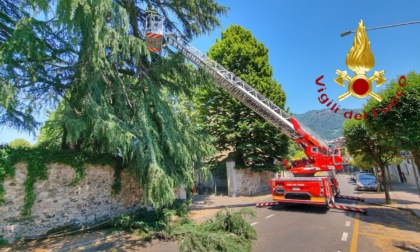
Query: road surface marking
[
  {"left": 350, "top": 214, "right": 360, "bottom": 252},
  {"left": 345, "top": 221, "right": 351, "bottom": 227},
  {"left": 265, "top": 214, "right": 275, "bottom": 219},
  {"left": 250, "top": 222, "right": 258, "bottom": 226},
  {"left": 341, "top": 232, "right": 349, "bottom": 241}
]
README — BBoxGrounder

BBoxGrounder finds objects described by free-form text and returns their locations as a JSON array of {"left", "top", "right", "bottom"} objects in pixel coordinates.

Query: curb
[
  {"left": 58, "top": 231, "right": 126, "bottom": 252},
  {"left": 189, "top": 203, "right": 257, "bottom": 211}
]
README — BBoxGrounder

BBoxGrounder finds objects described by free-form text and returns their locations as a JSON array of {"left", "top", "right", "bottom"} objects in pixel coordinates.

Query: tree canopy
[
  {"left": 7, "top": 138, "right": 32, "bottom": 148},
  {"left": 348, "top": 153, "right": 374, "bottom": 170},
  {"left": 0, "top": 0, "right": 227, "bottom": 207},
  {"left": 343, "top": 119, "right": 396, "bottom": 202},
  {"left": 194, "top": 25, "right": 289, "bottom": 171},
  {"left": 364, "top": 71, "right": 420, "bottom": 176}
]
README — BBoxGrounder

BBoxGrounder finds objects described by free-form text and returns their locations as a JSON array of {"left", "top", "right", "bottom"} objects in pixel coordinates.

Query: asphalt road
[
  {"left": 250, "top": 174, "right": 420, "bottom": 252},
  {"left": 250, "top": 174, "right": 359, "bottom": 252}
]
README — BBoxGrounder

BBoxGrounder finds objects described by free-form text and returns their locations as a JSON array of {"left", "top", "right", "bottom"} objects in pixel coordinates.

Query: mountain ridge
[{"left": 292, "top": 108, "right": 361, "bottom": 141}]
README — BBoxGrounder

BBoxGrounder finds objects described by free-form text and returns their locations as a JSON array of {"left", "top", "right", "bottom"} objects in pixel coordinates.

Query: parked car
[{"left": 356, "top": 173, "right": 378, "bottom": 191}]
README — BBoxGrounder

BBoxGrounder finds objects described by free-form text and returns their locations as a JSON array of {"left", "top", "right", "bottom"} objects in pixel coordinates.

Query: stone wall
[
  {"left": 388, "top": 160, "right": 420, "bottom": 186},
  {"left": 227, "top": 161, "right": 274, "bottom": 197},
  {"left": 0, "top": 162, "right": 143, "bottom": 242}
]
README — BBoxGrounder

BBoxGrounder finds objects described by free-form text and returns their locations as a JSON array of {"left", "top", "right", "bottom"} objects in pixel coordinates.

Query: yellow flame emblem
[{"left": 335, "top": 20, "right": 387, "bottom": 101}]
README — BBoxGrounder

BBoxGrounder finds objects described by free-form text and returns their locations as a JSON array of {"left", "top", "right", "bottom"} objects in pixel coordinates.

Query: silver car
[{"left": 356, "top": 173, "right": 378, "bottom": 191}]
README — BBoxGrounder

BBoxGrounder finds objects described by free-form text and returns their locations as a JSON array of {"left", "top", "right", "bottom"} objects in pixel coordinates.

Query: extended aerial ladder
[
  {"left": 165, "top": 33, "right": 342, "bottom": 173},
  {"left": 145, "top": 13, "right": 366, "bottom": 213},
  {"left": 145, "top": 13, "right": 329, "bottom": 160}
]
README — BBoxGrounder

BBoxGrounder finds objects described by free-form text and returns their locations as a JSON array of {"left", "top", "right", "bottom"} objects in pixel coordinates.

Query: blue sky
[
  {"left": 1, "top": 0, "right": 419, "bottom": 144},
  {"left": 192, "top": 0, "right": 420, "bottom": 113}
]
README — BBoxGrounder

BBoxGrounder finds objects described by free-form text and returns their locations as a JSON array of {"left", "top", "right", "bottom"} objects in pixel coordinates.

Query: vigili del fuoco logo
[{"left": 315, "top": 20, "right": 406, "bottom": 120}]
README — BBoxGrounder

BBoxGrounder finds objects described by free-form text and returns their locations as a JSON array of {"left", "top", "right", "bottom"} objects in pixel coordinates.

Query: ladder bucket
[{"left": 145, "top": 13, "right": 165, "bottom": 53}]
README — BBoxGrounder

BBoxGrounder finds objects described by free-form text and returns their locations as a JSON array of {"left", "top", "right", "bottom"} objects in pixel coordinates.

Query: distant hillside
[{"left": 292, "top": 108, "right": 361, "bottom": 141}]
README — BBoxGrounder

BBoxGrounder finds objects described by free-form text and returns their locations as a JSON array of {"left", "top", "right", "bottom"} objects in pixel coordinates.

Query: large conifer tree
[
  {"left": 0, "top": 0, "right": 227, "bottom": 207},
  {"left": 0, "top": 0, "right": 73, "bottom": 132},
  {"left": 195, "top": 25, "right": 289, "bottom": 171}
]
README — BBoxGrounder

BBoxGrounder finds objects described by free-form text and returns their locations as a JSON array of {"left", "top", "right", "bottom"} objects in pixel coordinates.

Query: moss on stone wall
[{"left": 0, "top": 146, "right": 116, "bottom": 216}]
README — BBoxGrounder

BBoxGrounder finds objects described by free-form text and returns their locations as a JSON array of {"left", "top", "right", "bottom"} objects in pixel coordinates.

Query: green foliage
[
  {"left": 0, "top": 147, "right": 13, "bottom": 205},
  {"left": 363, "top": 71, "right": 420, "bottom": 174},
  {"left": 36, "top": 103, "right": 66, "bottom": 149},
  {"left": 160, "top": 0, "right": 229, "bottom": 40},
  {"left": 0, "top": 146, "right": 114, "bottom": 216},
  {"left": 1, "top": 0, "right": 226, "bottom": 208},
  {"left": 112, "top": 199, "right": 192, "bottom": 240},
  {"left": 343, "top": 120, "right": 396, "bottom": 165},
  {"left": 7, "top": 138, "right": 32, "bottom": 148},
  {"left": 364, "top": 72, "right": 420, "bottom": 149},
  {"left": 343, "top": 119, "right": 395, "bottom": 203},
  {"left": 286, "top": 141, "right": 298, "bottom": 157},
  {"left": 111, "top": 156, "right": 123, "bottom": 195},
  {"left": 293, "top": 150, "right": 307, "bottom": 159},
  {"left": 0, "top": 1, "right": 74, "bottom": 133},
  {"left": 174, "top": 208, "right": 257, "bottom": 252},
  {"left": 112, "top": 207, "right": 174, "bottom": 233},
  {"left": 0, "top": 237, "right": 7, "bottom": 246},
  {"left": 113, "top": 206, "right": 257, "bottom": 252},
  {"left": 195, "top": 25, "right": 289, "bottom": 171},
  {"left": 349, "top": 154, "right": 374, "bottom": 170}
]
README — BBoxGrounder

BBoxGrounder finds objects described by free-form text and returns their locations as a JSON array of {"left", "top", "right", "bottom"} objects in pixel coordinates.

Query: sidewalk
[{"left": 357, "top": 181, "right": 420, "bottom": 218}]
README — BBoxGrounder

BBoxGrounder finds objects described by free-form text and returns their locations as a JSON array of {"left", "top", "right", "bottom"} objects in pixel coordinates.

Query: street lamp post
[{"left": 340, "top": 20, "right": 420, "bottom": 37}]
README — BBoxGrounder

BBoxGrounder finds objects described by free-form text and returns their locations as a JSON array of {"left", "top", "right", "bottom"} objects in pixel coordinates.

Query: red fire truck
[{"left": 271, "top": 117, "right": 342, "bottom": 206}]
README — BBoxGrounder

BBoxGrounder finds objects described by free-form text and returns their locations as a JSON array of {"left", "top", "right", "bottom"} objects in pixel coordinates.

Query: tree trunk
[
  {"left": 375, "top": 166, "right": 381, "bottom": 192},
  {"left": 379, "top": 164, "right": 391, "bottom": 204},
  {"left": 61, "top": 126, "right": 69, "bottom": 150},
  {"left": 411, "top": 150, "right": 420, "bottom": 198},
  {"left": 412, "top": 149, "right": 420, "bottom": 181},
  {"left": 75, "top": 138, "right": 84, "bottom": 152},
  {"left": 386, "top": 165, "right": 393, "bottom": 191}
]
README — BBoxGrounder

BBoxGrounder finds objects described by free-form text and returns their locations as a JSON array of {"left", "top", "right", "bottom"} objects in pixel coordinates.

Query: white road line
[
  {"left": 251, "top": 222, "right": 258, "bottom": 226},
  {"left": 345, "top": 221, "right": 351, "bottom": 227},
  {"left": 265, "top": 214, "right": 275, "bottom": 219},
  {"left": 341, "top": 232, "right": 349, "bottom": 241}
]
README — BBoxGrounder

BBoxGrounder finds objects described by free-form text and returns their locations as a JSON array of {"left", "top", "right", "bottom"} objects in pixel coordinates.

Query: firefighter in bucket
[{"left": 145, "top": 6, "right": 165, "bottom": 53}]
